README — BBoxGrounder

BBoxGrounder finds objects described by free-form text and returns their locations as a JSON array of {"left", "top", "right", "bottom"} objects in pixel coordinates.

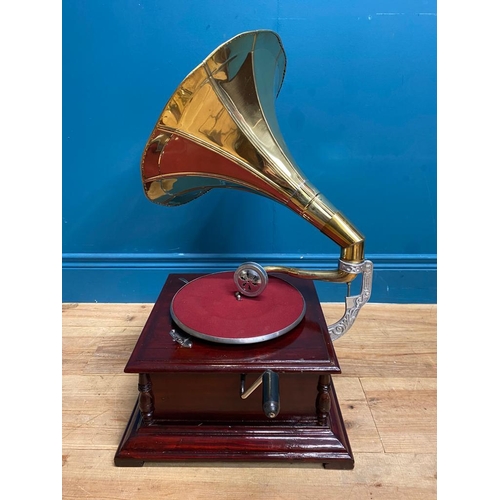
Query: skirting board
[{"left": 62, "top": 253, "right": 436, "bottom": 304}]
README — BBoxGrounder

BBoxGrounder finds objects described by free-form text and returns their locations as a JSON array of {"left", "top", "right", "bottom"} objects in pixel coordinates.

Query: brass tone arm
[
  {"left": 264, "top": 258, "right": 374, "bottom": 341},
  {"left": 263, "top": 266, "right": 357, "bottom": 284}
]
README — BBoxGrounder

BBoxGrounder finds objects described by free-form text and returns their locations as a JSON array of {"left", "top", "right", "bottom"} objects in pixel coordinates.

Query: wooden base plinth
[
  {"left": 114, "top": 384, "right": 353, "bottom": 469},
  {"left": 114, "top": 273, "right": 353, "bottom": 469}
]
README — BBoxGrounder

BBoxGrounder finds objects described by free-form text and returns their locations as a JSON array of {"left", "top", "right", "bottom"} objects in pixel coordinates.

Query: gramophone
[{"left": 115, "top": 30, "right": 373, "bottom": 469}]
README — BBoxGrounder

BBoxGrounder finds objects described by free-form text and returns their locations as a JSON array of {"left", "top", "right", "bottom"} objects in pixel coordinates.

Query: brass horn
[{"left": 141, "top": 30, "right": 373, "bottom": 339}]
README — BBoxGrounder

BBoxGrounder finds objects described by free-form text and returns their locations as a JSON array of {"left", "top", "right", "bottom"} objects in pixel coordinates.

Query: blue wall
[{"left": 63, "top": 1, "right": 436, "bottom": 303}]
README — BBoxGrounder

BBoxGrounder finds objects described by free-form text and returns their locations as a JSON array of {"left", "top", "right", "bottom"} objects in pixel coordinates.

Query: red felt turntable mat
[{"left": 170, "top": 272, "right": 306, "bottom": 344}]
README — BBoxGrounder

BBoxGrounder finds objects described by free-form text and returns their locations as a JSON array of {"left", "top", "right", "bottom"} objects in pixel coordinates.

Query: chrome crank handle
[{"left": 328, "top": 260, "right": 373, "bottom": 341}]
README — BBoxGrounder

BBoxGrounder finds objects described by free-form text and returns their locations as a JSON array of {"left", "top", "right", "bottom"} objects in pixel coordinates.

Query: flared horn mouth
[{"left": 141, "top": 30, "right": 364, "bottom": 259}]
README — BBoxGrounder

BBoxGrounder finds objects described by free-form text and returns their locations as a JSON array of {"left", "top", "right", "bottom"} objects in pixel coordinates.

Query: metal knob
[{"left": 262, "top": 370, "right": 280, "bottom": 419}]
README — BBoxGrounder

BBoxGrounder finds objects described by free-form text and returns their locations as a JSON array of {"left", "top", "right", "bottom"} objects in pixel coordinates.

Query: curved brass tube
[
  {"left": 263, "top": 266, "right": 357, "bottom": 283},
  {"left": 264, "top": 235, "right": 364, "bottom": 284}
]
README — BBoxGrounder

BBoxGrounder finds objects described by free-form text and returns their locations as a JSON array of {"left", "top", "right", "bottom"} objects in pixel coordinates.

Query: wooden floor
[{"left": 62, "top": 302, "right": 436, "bottom": 500}]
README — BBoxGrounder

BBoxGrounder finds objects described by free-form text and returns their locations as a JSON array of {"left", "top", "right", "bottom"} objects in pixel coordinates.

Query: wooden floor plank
[
  {"left": 62, "top": 303, "right": 153, "bottom": 327},
  {"left": 327, "top": 304, "right": 437, "bottom": 378},
  {"left": 334, "top": 377, "right": 384, "bottom": 453},
  {"left": 62, "top": 448, "right": 436, "bottom": 500},
  {"left": 360, "top": 377, "right": 437, "bottom": 454}
]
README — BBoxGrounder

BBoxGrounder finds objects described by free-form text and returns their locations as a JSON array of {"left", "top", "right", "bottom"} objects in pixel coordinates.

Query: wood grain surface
[{"left": 62, "top": 302, "right": 436, "bottom": 499}]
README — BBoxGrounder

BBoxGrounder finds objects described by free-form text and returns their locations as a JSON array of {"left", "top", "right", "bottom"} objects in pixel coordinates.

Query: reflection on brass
[{"left": 141, "top": 30, "right": 370, "bottom": 287}]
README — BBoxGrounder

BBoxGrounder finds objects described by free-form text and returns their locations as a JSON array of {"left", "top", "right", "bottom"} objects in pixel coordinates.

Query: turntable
[{"left": 115, "top": 30, "right": 373, "bottom": 469}]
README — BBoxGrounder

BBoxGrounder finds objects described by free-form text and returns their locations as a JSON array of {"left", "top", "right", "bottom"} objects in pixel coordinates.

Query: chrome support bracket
[{"left": 328, "top": 260, "right": 373, "bottom": 341}]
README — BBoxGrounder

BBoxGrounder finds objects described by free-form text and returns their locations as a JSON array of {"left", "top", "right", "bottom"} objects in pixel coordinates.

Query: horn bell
[{"left": 141, "top": 30, "right": 364, "bottom": 262}]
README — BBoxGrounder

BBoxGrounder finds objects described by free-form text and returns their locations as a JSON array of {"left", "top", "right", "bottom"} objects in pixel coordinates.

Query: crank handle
[{"left": 240, "top": 370, "right": 280, "bottom": 419}]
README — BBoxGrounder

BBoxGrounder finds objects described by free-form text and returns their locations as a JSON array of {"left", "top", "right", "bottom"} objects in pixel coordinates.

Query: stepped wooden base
[{"left": 115, "top": 384, "right": 353, "bottom": 469}]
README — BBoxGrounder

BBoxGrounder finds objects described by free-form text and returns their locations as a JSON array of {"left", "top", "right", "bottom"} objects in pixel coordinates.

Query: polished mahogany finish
[{"left": 115, "top": 273, "right": 353, "bottom": 468}]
